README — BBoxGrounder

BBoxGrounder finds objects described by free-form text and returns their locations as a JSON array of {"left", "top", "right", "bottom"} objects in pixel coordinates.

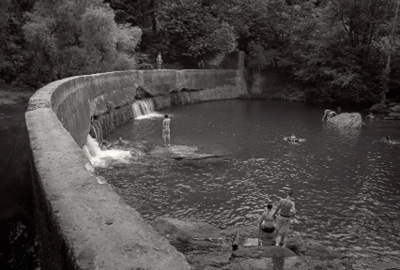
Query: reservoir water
[{"left": 94, "top": 99, "right": 400, "bottom": 258}]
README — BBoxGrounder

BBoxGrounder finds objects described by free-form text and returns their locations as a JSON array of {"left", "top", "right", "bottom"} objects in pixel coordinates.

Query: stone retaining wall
[{"left": 25, "top": 67, "right": 247, "bottom": 270}]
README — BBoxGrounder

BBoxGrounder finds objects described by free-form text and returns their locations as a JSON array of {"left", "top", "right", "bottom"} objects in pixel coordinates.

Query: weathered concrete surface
[
  {"left": 327, "top": 112, "right": 362, "bottom": 129},
  {"left": 26, "top": 66, "right": 247, "bottom": 270},
  {"left": 26, "top": 108, "right": 190, "bottom": 270}
]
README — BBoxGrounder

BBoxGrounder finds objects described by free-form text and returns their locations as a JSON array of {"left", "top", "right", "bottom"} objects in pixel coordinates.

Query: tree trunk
[{"left": 381, "top": 0, "right": 399, "bottom": 104}]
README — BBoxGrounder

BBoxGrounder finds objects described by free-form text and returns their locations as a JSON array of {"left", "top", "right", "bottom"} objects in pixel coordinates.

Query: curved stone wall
[{"left": 26, "top": 68, "right": 247, "bottom": 270}]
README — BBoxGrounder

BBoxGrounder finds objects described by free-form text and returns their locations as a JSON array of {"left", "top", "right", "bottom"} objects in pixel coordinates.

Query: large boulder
[
  {"left": 389, "top": 104, "right": 400, "bottom": 112},
  {"left": 327, "top": 112, "right": 362, "bottom": 129},
  {"left": 368, "top": 103, "right": 387, "bottom": 112},
  {"left": 286, "top": 237, "right": 342, "bottom": 259},
  {"left": 152, "top": 217, "right": 233, "bottom": 268}
]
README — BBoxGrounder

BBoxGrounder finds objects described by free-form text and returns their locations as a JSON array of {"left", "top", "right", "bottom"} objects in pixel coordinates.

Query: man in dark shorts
[{"left": 273, "top": 189, "right": 296, "bottom": 247}]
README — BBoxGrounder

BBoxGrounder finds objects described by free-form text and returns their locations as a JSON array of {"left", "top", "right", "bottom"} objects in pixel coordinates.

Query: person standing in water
[
  {"left": 273, "top": 189, "right": 296, "bottom": 247},
  {"left": 162, "top": 114, "right": 171, "bottom": 146}
]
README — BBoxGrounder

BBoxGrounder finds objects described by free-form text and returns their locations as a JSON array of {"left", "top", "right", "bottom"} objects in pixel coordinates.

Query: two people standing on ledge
[{"left": 259, "top": 189, "right": 296, "bottom": 247}]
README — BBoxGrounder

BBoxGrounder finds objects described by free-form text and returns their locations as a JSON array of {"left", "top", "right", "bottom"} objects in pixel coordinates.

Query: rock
[
  {"left": 149, "top": 145, "right": 224, "bottom": 160},
  {"left": 152, "top": 217, "right": 233, "bottom": 268},
  {"left": 181, "top": 239, "right": 232, "bottom": 266},
  {"left": 287, "top": 238, "right": 342, "bottom": 259},
  {"left": 152, "top": 217, "right": 346, "bottom": 270},
  {"left": 206, "top": 257, "right": 309, "bottom": 270},
  {"left": 388, "top": 111, "right": 400, "bottom": 117},
  {"left": 369, "top": 103, "right": 387, "bottom": 112},
  {"left": 390, "top": 104, "right": 400, "bottom": 112},
  {"left": 327, "top": 112, "right": 362, "bottom": 129},
  {"left": 152, "top": 216, "right": 223, "bottom": 239},
  {"left": 383, "top": 116, "right": 400, "bottom": 120},
  {"left": 233, "top": 246, "right": 297, "bottom": 258}
]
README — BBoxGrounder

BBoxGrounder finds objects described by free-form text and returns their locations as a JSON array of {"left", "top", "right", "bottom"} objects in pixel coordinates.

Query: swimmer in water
[
  {"left": 284, "top": 134, "right": 298, "bottom": 143},
  {"left": 162, "top": 114, "right": 171, "bottom": 146}
]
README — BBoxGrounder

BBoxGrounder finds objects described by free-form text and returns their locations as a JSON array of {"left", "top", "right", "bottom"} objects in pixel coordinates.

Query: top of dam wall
[
  {"left": 28, "top": 69, "right": 241, "bottom": 147},
  {"left": 25, "top": 67, "right": 246, "bottom": 270}
]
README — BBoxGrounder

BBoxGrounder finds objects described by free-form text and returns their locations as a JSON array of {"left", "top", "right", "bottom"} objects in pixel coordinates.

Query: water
[{"left": 94, "top": 99, "right": 400, "bottom": 258}]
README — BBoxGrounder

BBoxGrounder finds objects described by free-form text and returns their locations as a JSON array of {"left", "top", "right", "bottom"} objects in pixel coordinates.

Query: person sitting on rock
[
  {"left": 366, "top": 113, "right": 375, "bottom": 120},
  {"left": 259, "top": 203, "right": 275, "bottom": 233},
  {"left": 322, "top": 109, "right": 337, "bottom": 120}
]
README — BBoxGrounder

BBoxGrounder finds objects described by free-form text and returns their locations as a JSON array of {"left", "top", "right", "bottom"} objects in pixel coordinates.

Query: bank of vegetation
[{"left": 1, "top": 0, "right": 400, "bottom": 105}]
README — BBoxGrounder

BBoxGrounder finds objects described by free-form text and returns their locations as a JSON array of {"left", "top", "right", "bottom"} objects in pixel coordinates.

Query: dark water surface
[
  {"left": 0, "top": 104, "right": 37, "bottom": 269},
  {"left": 98, "top": 100, "right": 400, "bottom": 258}
]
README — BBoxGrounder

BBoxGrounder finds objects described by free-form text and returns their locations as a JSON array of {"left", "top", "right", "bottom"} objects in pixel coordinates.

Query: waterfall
[
  {"left": 83, "top": 134, "right": 132, "bottom": 167},
  {"left": 83, "top": 135, "right": 102, "bottom": 158},
  {"left": 132, "top": 99, "right": 163, "bottom": 119}
]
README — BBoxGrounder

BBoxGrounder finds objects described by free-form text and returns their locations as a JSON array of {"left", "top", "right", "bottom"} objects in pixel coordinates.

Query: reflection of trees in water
[
  {"left": 324, "top": 123, "right": 361, "bottom": 145},
  {"left": 272, "top": 257, "right": 284, "bottom": 270}
]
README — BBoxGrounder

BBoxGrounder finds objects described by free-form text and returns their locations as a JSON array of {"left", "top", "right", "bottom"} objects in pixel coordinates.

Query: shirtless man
[
  {"left": 162, "top": 114, "right": 171, "bottom": 146},
  {"left": 273, "top": 189, "right": 296, "bottom": 247}
]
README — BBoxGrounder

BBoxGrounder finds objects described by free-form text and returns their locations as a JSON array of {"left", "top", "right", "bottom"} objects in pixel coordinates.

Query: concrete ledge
[
  {"left": 26, "top": 107, "right": 190, "bottom": 270},
  {"left": 26, "top": 67, "right": 247, "bottom": 269}
]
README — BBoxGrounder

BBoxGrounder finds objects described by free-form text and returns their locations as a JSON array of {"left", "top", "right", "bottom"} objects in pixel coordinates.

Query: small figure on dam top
[
  {"left": 157, "top": 52, "right": 163, "bottom": 69},
  {"left": 272, "top": 189, "right": 296, "bottom": 247},
  {"left": 162, "top": 114, "right": 171, "bottom": 147},
  {"left": 259, "top": 203, "right": 275, "bottom": 233},
  {"left": 198, "top": 59, "right": 205, "bottom": 69}
]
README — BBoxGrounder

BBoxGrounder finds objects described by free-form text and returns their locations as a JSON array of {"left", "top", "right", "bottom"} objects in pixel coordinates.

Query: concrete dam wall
[{"left": 25, "top": 68, "right": 247, "bottom": 270}]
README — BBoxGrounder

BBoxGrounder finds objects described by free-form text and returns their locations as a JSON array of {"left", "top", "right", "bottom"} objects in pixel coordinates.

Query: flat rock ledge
[
  {"left": 151, "top": 217, "right": 400, "bottom": 270},
  {"left": 151, "top": 217, "right": 348, "bottom": 270},
  {"left": 148, "top": 145, "right": 226, "bottom": 161}
]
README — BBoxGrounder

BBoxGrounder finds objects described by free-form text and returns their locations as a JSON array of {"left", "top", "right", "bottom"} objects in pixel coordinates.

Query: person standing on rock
[
  {"left": 162, "top": 114, "right": 171, "bottom": 147},
  {"left": 273, "top": 189, "right": 296, "bottom": 247},
  {"left": 259, "top": 203, "right": 275, "bottom": 233}
]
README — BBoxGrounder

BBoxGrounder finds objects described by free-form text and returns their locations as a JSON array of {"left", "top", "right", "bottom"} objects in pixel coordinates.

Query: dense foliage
[{"left": 1, "top": 0, "right": 400, "bottom": 104}]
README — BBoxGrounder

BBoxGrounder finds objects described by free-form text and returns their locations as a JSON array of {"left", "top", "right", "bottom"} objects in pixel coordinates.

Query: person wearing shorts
[{"left": 273, "top": 189, "right": 296, "bottom": 247}]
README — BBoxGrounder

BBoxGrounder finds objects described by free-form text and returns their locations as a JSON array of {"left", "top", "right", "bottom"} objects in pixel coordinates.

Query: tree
[
  {"left": 293, "top": 0, "right": 395, "bottom": 103},
  {"left": 380, "top": 0, "right": 400, "bottom": 104},
  {"left": 0, "top": 0, "right": 36, "bottom": 89},
  {"left": 157, "top": 0, "right": 237, "bottom": 67},
  {"left": 23, "top": 0, "right": 142, "bottom": 85}
]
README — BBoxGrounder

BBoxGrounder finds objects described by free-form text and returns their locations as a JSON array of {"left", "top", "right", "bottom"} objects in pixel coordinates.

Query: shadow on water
[{"left": 0, "top": 104, "right": 38, "bottom": 269}]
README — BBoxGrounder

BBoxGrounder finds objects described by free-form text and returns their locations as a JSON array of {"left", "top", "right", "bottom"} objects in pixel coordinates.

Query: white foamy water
[
  {"left": 135, "top": 112, "right": 164, "bottom": 120},
  {"left": 83, "top": 135, "right": 132, "bottom": 167},
  {"left": 132, "top": 99, "right": 164, "bottom": 119}
]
